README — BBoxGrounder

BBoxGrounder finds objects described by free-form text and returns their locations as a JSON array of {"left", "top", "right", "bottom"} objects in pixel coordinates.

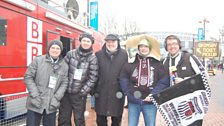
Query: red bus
[{"left": 0, "top": 0, "right": 104, "bottom": 122}]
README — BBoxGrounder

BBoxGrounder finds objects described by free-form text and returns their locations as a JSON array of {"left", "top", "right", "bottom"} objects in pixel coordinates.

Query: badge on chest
[
  {"left": 73, "top": 69, "right": 83, "bottom": 80},
  {"left": 49, "top": 74, "right": 58, "bottom": 89}
]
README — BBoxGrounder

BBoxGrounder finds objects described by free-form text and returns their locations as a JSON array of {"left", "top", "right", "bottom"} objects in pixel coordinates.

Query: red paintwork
[{"left": 0, "top": 0, "right": 104, "bottom": 95}]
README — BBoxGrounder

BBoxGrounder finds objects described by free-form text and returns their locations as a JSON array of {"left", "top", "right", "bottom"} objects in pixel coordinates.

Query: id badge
[
  {"left": 73, "top": 69, "right": 83, "bottom": 80},
  {"left": 48, "top": 75, "right": 58, "bottom": 89}
]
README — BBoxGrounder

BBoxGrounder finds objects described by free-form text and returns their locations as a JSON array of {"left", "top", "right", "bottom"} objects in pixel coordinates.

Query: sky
[{"left": 97, "top": 0, "right": 224, "bottom": 39}]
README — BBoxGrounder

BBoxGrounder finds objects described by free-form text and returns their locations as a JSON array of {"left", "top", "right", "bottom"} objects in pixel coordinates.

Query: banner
[
  {"left": 89, "top": 1, "right": 98, "bottom": 31},
  {"left": 152, "top": 72, "right": 211, "bottom": 126},
  {"left": 198, "top": 28, "right": 204, "bottom": 40}
]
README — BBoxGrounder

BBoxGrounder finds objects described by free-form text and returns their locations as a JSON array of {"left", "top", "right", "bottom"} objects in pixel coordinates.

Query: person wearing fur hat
[
  {"left": 119, "top": 37, "right": 170, "bottom": 126},
  {"left": 58, "top": 33, "right": 98, "bottom": 126},
  {"left": 24, "top": 40, "right": 68, "bottom": 126},
  {"left": 93, "top": 34, "right": 128, "bottom": 126}
]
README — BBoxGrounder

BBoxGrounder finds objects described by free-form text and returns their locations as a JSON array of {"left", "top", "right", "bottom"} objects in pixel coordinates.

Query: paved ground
[
  {"left": 10, "top": 70, "right": 223, "bottom": 126},
  {"left": 84, "top": 70, "right": 224, "bottom": 126},
  {"left": 3, "top": 72, "right": 223, "bottom": 126}
]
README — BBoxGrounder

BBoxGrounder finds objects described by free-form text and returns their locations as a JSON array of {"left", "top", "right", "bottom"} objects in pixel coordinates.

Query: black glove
[
  {"left": 79, "top": 89, "right": 87, "bottom": 97},
  {"left": 90, "top": 89, "right": 95, "bottom": 96}
]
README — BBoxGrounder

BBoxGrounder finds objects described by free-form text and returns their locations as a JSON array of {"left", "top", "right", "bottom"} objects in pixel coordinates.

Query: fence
[{"left": 0, "top": 92, "right": 27, "bottom": 126}]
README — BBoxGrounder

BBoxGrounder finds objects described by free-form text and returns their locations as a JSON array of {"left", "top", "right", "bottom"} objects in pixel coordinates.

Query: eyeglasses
[
  {"left": 50, "top": 46, "right": 61, "bottom": 50},
  {"left": 167, "top": 43, "right": 179, "bottom": 47}
]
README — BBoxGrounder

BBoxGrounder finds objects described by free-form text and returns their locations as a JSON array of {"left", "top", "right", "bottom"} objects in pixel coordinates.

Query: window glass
[{"left": 0, "top": 17, "right": 7, "bottom": 46}]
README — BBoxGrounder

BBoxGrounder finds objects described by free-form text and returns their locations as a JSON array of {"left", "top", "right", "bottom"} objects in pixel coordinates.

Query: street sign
[{"left": 194, "top": 41, "right": 219, "bottom": 57}]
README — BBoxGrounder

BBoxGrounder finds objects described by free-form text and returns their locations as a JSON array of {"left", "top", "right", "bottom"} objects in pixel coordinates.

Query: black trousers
[
  {"left": 96, "top": 114, "right": 122, "bottom": 126},
  {"left": 190, "top": 120, "right": 203, "bottom": 126},
  {"left": 58, "top": 93, "right": 87, "bottom": 126}
]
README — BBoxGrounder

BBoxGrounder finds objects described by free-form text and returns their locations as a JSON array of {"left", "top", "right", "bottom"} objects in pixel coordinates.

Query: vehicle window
[{"left": 0, "top": 17, "right": 7, "bottom": 46}]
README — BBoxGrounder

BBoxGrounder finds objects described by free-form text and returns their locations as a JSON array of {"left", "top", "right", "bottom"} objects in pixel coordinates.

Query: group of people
[{"left": 24, "top": 33, "right": 208, "bottom": 126}]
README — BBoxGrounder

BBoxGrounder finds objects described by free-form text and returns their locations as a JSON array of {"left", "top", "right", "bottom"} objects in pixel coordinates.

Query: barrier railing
[{"left": 0, "top": 92, "right": 27, "bottom": 126}]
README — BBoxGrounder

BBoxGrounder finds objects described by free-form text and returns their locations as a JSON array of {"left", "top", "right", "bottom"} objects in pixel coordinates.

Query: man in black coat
[
  {"left": 58, "top": 33, "right": 98, "bottom": 126},
  {"left": 94, "top": 34, "right": 128, "bottom": 126}
]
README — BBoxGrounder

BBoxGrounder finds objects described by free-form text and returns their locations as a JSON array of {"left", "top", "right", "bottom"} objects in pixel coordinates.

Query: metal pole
[
  {"left": 193, "top": 34, "right": 195, "bottom": 54},
  {"left": 203, "top": 19, "right": 206, "bottom": 66},
  {"left": 203, "top": 19, "right": 206, "bottom": 40},
  {"left": 87, "top": 0, "right": 89, "bottom": 27}
]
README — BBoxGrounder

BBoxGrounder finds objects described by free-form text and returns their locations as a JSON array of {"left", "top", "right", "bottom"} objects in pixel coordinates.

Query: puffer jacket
[
  {"left": 24, "top": 54, "right": 68, "bottom": 114},
  {"left": 64, "top": 47, "right": 98, "bottom": 96}
]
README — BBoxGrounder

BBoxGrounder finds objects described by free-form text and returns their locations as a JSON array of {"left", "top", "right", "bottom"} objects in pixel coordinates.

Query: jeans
[
  {"left": 26, "top": 110, "right": 56, "bottom": 126},
  {"left": 90, "top": 96, "right": 95, "bottom": 108},
  {"left": 128, "top": 103, "right": 157, "bottom": 126}
]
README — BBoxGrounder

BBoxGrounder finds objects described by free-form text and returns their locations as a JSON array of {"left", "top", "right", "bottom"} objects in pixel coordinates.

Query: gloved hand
[
  {"left": 49, "top": 97, "right": 60, "bottom": 110},
  {"left": 79, "top": 89, "right": 87, "bottom": 97},
  {"left": 90, "top": 89, "right": 95, "bottom": 96},
  {"left": 31, "top": 96, "right": 42, "bottom": 108}
]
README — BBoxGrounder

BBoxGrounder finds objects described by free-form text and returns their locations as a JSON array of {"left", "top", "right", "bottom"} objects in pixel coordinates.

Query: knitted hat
[
  {"left": 79, "top": 33, "right": 95, "bottom": 44},
  {"left": 138, "top": 39, "right": 152, "bottom": 50},
  {"left": 48, "top": 40, "right": 63, "bottom": 51}
]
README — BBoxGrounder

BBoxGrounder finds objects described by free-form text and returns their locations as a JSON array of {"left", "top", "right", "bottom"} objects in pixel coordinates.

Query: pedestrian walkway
[
  {"left": 2, "top": 73, "right": 223, "bottom": 126},
  {"left": 84, "top": 99, "right": 224, "bottom": 126},
  {"left": 84, "top": 71, "right": 224, "bottom": 126}
]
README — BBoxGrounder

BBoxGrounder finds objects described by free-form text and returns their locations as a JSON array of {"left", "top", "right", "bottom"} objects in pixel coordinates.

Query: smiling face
[
  {"left": 105, "top": 40, "right": 118, "bottom": 52},
  {"left": 80, "top": 37, "right": 92, "bottom": 49},
  {"left": 166, "top": 39, "right": 180, "bottom": 56},
  {"left": 138, "top": 44, "right": 151, "bottom": 57},
  {"left": 49, "top": 44, "right": 61, "bottom": 59}
]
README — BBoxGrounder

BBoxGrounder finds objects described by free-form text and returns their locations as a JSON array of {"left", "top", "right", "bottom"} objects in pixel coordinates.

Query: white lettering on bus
[{"left": 27, "top": 17, "right": 43, "bottom": 66}]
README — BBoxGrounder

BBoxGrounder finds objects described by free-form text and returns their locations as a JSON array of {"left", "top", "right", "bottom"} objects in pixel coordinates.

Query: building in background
[{"left": 120, "top": 31, "right": 197, "bottom": 58}]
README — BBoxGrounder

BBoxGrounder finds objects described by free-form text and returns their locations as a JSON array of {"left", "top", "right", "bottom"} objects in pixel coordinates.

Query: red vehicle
[{"left": 0, "top": 0, "right": 104, "bottom": 122}]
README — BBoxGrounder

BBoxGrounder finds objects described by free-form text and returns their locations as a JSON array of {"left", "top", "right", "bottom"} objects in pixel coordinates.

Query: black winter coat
[
  {"left": 95, "top": 44, "right": 128, "bottom": 117},
  {"left": 163, "top": 52, "right": 205, "bottom": 79},
  {"left": 64, "top": 47, "right": 98, "bottom": 96}
]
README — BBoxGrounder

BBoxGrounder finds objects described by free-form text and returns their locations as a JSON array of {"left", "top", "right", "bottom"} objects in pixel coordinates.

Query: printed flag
[{"left": 151, "top": 72, "right": 211, "bottom": 126}]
